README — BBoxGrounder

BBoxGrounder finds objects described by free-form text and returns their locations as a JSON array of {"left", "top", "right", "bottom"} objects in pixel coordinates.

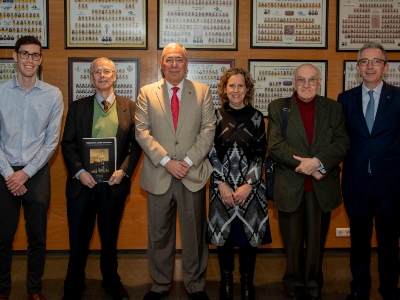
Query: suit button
[{"left": 175, "top": 142, "right": 179, "bottom": 145}]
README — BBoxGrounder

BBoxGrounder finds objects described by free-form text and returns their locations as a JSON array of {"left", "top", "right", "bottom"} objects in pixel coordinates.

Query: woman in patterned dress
[{"left": 207, "top": 68, "right": 272, "bottom": 300}]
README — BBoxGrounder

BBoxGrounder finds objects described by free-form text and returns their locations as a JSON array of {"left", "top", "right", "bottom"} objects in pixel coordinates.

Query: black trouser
[
  {"left": 63, "top": 183, "right": 127, "bottom": 295},
  {"left": 0, "top": 164, "right": 50, "bottom": 297}
]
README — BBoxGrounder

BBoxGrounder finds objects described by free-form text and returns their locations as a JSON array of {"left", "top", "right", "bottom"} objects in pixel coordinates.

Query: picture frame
[
  {"left": 157, "top": 0, "right": 238, "bottom": 50},
  {"left": 0, "top": 58, "right": 40, "bottom": 84},
  {"left": 337, "top": 0, "right": 400, "bottom": 51},
  {"left": 0, "top": 0, "right": 49, "bottom": 48},
  {"left": 343, "top": 60, "right": 400, "bottom": 91},
  {"left": 68, "top": 57, "right": 140, "bottom": 104},
  {"left": 186, "top": 59, "right": 234, "bottom": 109},
  {"left": 248, "top": 60, "right": 327, "bottom": 117},
  {"left": 250, "top": 0, "right": 328, "bottom": 49},
  {"left": 65, "top": 0, "right": 147, "bottom": 49}
]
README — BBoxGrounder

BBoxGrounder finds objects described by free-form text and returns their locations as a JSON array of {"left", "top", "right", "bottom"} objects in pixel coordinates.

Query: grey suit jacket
[
  {"left": 267, "top": 94, "right": 350, "bottom": 213},
  {"left": 135, "top": 79, "right": 216, "bottom": 195}
]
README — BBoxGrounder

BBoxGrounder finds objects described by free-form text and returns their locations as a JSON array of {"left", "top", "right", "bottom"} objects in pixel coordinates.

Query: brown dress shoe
[{"left": 27, "top": 291, "right": 47, "bottom": 300}]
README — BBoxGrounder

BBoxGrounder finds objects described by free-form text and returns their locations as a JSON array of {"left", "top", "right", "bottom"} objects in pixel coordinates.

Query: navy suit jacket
[
  {"left": 61, "top": 94, "right": 142, "bottom": 199},
  {"left": 338, "top": 82, "right": 400, "bottom": 197}
]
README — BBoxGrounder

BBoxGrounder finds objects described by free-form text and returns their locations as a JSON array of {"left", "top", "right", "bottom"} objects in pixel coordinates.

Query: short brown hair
[
  {"left": 15, "top": 35, "right": 42, "bottom": 53},
  {"left": 218, "top": 67, "right": 255, "bottom": 106}
]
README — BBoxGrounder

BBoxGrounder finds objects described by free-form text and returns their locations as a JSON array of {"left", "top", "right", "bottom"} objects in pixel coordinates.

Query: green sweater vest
[{"left": 92, "top": 99, "right": 119, "bottom": 138}]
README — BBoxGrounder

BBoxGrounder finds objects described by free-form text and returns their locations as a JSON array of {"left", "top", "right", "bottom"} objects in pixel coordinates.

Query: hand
[
  {"left": 108, "top": 170, "right": 124, "bottom": 186},
  {"left": 12, "top": 185, "right": 28, "bottom": 197},
  {"left": 78, "top": 171, "right": 97, "bottom": 188},
  {"left": 293, "top": 155, "right": 320, "bottom": 175},
  {"left": 311, "top": 170, "right": 324, "bottom": 181},
  {"left": 165, "top": 160, "right": 189, "bottom": 180},
  {"left": 233, "top": 184, "right": 252, "bottom": 206},
  {"left": 6, "top": 170, "right": 29, "bottom": 194},
  {"left": 218, "top": 182, "right": 235, "bottom": 207}
]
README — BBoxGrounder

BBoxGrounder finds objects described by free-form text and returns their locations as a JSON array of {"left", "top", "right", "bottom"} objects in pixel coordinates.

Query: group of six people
[{"left": 0, "top": 36, "right": 399, "bottom": 300}]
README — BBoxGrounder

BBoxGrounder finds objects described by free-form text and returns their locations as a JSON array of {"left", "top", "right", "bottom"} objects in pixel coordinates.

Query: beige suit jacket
[{"left": 135, "top": 78, "right": 216, "bottom": 195}]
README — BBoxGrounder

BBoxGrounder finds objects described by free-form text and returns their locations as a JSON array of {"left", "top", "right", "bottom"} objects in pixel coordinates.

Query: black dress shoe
[
  {"left": 345, "top": 293, "right": 369, "bottom": 300},
  {"left": 189, "top": 291, "right": 210, "bottom": 300},
  {"left": 62, "top": 295, "right": 81, "bottom": 300},
  {"left": 142, "top": 291, "right": 167, "bottom": 300},
  {"left": 106, "top": 286, "right": 129, "bottom": 300}
]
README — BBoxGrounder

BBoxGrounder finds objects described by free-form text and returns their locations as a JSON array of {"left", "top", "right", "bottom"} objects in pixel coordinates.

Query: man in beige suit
[{"left": 135, "top": 43, "right": 216, "bottom": 300}]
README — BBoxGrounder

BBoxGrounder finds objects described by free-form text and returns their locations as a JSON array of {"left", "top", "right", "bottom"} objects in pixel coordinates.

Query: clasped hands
[
  {"left": 5, "top": 170, "right": 29, "bottom": 196},
  {"left": 165, "top": 159, "right": 190, "bottom": 180},
  {"left": 293, "top": 155, "right": 324, "bottom": 181},
  {"left": 218, "top": 182, "right": 252, "bottom": 207},
  {"left": 78, "top": 169, "right": 125, "bottom": 188}
]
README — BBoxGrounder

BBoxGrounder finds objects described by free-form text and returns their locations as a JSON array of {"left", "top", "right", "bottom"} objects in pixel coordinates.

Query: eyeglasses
[
  {"left": 295, "top": 77, "right": 319, "bottom": 86},
  {"left": 92, "top": 69, "right": 114, "bottom": 76},
  {"left": 17, "top": 51, "right": 41, "bottom": 61},
  {"left": 164, "top": 57, "right": 186, "bottom": 65},
  {"left": 358, "top": 58, "right": 386, "bottom": 66}
]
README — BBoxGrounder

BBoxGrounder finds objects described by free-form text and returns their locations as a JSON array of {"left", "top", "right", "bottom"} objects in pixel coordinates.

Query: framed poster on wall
[
  {"left": 248, "top": 60, "right": 327, "bottom": 116},
  {"left": 0, "top": 58, "right": 40, "bottom": 83},
  {"left": 0, "top": 0, "right": 49, "bottom": 48},
  {"left": 65, "top": 0, "right": 147, "bottom": 49},
  {"left": 337, "top": 0, "right": 400, "bottom": 51},
  {"left": 68, "top": 58, "right": 140, "bottom": 103},
  {"left": 251, "top": 0, "right": 328, "bottom": 49},
  {"left": 158, "top": 0, "right": 238, "bottom": 50},
  {"left": 343, "top": 60, "right": 400, "bottom": 91},
  {"left": 186, "top": 59, "right": 234, "bottom": 109}
]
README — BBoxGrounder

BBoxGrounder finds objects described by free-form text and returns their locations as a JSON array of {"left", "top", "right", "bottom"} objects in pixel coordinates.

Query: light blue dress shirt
[{"left": 0, "top": 76, "right": 64, "bottom": 179}]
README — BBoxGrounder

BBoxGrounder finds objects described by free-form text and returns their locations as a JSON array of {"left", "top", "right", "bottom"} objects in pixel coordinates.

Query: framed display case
[
  {"left": 65, "top": 0, "right": 147, "bottom": 49},
  {"left": 248, "top": 60, "right": 327, "bottom": 116},
  {"left": 343, "top": 60, "right": 400, "bottom": 91},
  {"left": 158, "top": 0, "right": 238, "bottom": 50},
  {"left": 0, "top": 58, "right": 40, "bottom": 83},
  {"left": 186, "top": 59, "right": 234, "bottom": 109},
  {"left": 337, "top": 0, "right": 400, "bottom": 51},
  {"left": 251, "top": 0, "right": 328, "bottom": 49},
  {"left": 68, "top": 57, "right": 140, "bottom": 103},
  {"left": 0, "top": 0, "right": 49, "bottom": 48}
]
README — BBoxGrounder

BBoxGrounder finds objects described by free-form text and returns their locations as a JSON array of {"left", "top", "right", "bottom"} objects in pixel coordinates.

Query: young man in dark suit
[{"left": 338, "top": 42, "right": 400, "bottom": 300}]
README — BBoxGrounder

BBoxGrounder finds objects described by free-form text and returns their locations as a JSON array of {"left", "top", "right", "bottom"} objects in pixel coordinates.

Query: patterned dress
[{"left": 207, "top": 103, "right": 272, "bottom": 247}]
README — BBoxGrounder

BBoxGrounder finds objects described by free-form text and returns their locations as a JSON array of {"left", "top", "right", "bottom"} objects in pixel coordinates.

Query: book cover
[{"left": 83, "top": 137, "right": 117, "bottom": 182}]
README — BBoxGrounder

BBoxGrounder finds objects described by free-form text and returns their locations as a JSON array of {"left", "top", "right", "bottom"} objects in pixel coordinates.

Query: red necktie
[{"left": 171, "top": 86, "right": 180, "bottom": 131}]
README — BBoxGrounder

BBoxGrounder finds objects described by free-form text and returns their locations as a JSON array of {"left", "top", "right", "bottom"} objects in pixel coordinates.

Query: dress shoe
[
  {"left": 189, "top": 291, "right": 210, "bottom": 300},
  {"left": 0, "top": 297, "right": 9, "bottom": 300},
  {"left": 105, "top": 286, "right": 129, "bottom": 300},
  {"left": 27, "top": 291, "right": 47, "bottom": 300},
  {"left": 345, "top": 293, "right": 369, "bottom": 300},
  {"left": 142, "top": 291, "right": 167, "bottom": 300}
]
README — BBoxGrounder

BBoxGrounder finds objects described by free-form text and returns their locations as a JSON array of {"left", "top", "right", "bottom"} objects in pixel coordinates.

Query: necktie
[
  {"left": 171, "top": 87, "right": 180, "bottom": 131},
  {"left": 102, "top": 100, "right": 109, "bottom": 112},
  {"left": 365, "top": 90, "right": 375, "bottom": 133}
]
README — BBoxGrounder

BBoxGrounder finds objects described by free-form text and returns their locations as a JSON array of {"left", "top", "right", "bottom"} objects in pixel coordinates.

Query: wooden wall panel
[{"left": 3, "top": 0, "right": 395, "bottom": 250}]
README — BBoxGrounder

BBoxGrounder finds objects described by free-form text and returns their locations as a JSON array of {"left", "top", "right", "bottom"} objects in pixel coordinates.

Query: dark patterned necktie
[
  {"left": 102, "top": 100, "right": 109, "bottom": 112},
  {"left": 171, "top": 87, "right": 180, "bottom": 131}
]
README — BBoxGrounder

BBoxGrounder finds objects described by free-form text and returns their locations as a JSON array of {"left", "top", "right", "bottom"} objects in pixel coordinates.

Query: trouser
[{"left": 0, "top": 164, "right": 50, "bottom": 297}]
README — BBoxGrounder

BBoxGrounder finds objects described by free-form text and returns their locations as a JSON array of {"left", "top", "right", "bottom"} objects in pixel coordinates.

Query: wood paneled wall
[{"left": 3, "top": 0, "right": 395, "bottom": 250}]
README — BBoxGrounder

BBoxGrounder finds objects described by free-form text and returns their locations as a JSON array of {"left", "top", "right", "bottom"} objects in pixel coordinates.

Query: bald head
[{"left": 293, "top": 63, "right": 322, "bottom": 102}]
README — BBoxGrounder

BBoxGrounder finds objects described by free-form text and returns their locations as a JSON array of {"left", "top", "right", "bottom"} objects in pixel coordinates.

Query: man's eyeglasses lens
[
  {"left": 358, "top": 58, "right": 386, "bottom": 66},
  {"left": 165, "top": 58, "right": 185, "bottom": 65},
  {"left": 18, "top": 51, "right": 41, "bottom": 61},
  {"left": 296, "top": 78, "right": 318, "bottom": 86},
  {"left": 93, "top": 69, "right": 113, "bottom": 76}
]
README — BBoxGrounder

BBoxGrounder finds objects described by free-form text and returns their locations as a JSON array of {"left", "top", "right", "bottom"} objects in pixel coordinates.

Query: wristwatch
[
  {"left": 318, "top": 168, "right": 326, "bottom": 176},
  {"left": 119, "top": 169, "right": 127, "bottom": 177}
]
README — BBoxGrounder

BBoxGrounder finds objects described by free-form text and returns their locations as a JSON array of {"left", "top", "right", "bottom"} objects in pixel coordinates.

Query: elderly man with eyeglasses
[
  {"left": 135, "top": 43, "right": 216, "bottom": 300},
  {"left": 0, "top": 36, "right": 63, "bottom": 300},
  {"left": 338, "top": 42, "right": 400, "bottom": 300},
  {"left": 61, "top": 57, "right": 142, "bottom": 300},
  {"left": 267, "top": 63, "right": 350, "bottom": 300}
]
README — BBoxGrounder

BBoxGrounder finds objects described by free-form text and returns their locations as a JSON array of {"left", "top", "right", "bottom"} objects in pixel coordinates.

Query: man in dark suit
[
  {"left": 61, "top": 57, "right": 142, "bottom": 300},
  {"left": 268, "top": 64, "right": 349, "bottom": 300},
  {"left": 135, "top": 43, "right": 216, "bottom": 300},
  {"left": 338, "top": 42, "right": 400, "bottom": 300}
]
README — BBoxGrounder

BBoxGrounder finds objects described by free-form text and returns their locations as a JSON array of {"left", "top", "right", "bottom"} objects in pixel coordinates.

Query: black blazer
[
  {"left": 61, "top": 94, "right": 142, "bottom": 199},
  {"left": 338, "top": 82, "right": 400, "bottom": 197}
]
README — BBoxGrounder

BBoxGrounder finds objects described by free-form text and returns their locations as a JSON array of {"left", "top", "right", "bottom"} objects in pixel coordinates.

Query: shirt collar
[
  {"left": 11, "top": 76, "right": 42, "bottom": 90},
  {"left": 165, "top": 79, "right": 184, "bottom": 92},
  {"left": 362, "top": 81, "right": 383, "bottom": 95}
]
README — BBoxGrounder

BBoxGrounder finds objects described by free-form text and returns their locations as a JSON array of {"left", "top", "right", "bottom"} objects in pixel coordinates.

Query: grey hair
[
  {"left": 357, "top": 42, "right": 387, "bottom": 62},
  {"left": 89, "top": 57, "right": 117, "bottom": 74},
  {"left": 160, "top": 43, "right": 187, "bottom": 61}
]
